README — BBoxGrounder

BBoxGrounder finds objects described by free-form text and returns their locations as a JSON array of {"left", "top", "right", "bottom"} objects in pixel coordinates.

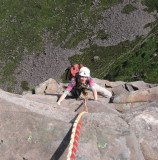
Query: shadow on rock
[
  {"left": 50, "top": 126, "right": 73, "bottom": 160},
  {"left": 45, "top": 93, "right": 73, "bottom": 101}
]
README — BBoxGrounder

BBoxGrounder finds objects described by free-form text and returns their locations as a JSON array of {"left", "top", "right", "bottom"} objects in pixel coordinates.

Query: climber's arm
[
  {"left": 89, "top": 79, "right": 98, "bottom": 101},
  {"left": 57, "top": 92, "right": 67, "bottom": 105},
  {"left": 93, "top": 89, "right": 98, "bottom": 101},
  {"left": 57, "top": 78, "right": 75, "bottom": 105}
]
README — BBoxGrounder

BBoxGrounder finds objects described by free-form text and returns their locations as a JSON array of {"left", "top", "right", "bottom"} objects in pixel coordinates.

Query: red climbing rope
[
  {"left": 83, "top": 95, "right": 88, "bottom": 112},
  {"left": 70, "top": 118, "right": 82, "bottom": 160},
  {"left": 67, "top": 96, "right": 88, "bottom": 160}
]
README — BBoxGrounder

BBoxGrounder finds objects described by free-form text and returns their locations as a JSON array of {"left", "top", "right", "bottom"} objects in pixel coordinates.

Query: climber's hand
[
  {"left": 57, "top": 101, "right": 61, "bottom": 105},
  {"left": 95, "top": 99, "right": 101, "bottom": 103}
]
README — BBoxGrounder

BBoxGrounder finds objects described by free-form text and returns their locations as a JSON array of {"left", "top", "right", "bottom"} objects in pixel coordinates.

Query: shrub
[{"left": 21, "top": 81, "right": 29, "bottom": 91}]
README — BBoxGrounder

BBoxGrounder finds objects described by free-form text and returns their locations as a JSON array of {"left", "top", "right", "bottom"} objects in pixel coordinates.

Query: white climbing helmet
[{"left": 79, "top": 67, "right": 90, "bottom": 77}]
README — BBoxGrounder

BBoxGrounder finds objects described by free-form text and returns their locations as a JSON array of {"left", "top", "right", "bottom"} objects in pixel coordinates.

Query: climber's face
[{"left": 80, "top": 76, "right": 88, "bottom": 83}]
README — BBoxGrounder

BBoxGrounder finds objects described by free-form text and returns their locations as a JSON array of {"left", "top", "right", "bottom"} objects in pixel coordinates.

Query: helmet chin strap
[{"left": 80, "top": 79, "right": 88, "bottom": 85}]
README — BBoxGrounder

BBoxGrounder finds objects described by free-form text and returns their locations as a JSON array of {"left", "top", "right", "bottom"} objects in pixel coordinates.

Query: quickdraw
[{"left": 67, "top": 96, "right": 88, "bottom": 160}]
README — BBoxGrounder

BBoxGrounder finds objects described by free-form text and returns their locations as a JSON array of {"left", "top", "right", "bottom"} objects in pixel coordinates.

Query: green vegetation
[
  {"left": 65, "top": 19, "right": 158, "bottom": 84},
  {"left": 68, "top": 37, "right": 141, "bottom": 79},
  {"left": 104, "top": 19, "right": 158, "bottom": 83},
  {"left": 7, "top": 87, "right": 12, "bottom": 93},
  {"left": 132, "top": 0, "right": 138, "bottom": 3},
  {"left": 21, "top": 81, "right": 29, "bottom": 91},
  {"left": 63, "top": 29, "right": 93, "bottom": 49},
  {"left": 0, "top": 0, "right": 124, "bottom": 86},
  {"left": 104, "top": 23, "right": 158, "bottom": 83},
  {"left": 97, "top": 30, "right": 110, "bottom": 40},
  {"left": 1, "top": 0, "right": 158, "bottom": 90},
  {"left": 31, "top": 87, "right": 36, "bottom": 94},
  {"left": 63, "top": 0, "right": 158, "bottom": 84},
  {"left": 141, "top": 0, "right": 158, "bottom": 12},
  {"left": 121, "top": 4, "right": 137, "bottom": 14}
]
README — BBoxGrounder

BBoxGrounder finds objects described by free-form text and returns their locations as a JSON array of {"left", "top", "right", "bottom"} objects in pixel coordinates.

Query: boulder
[
  {"left": 35, "top": 78, "right": 63, "bottom": 94},
  {"left": 78, "top": 111, "right": 144, "bottom": 160},
  {"left": 112, "top": 84, "right": 129, "bottom": 96},
  {"left": 110, "top": 81, "right": 158, "bottom": 96},
  {"left": 124, "top": 102, "right": 158, "bottom": 160},
  {"left": 126, "top": 81, "right": 158, "bottom": 91},
  {"left": 113, "top": 87, "right": 158, "bottom": 103},
  {"left": 93, "top": 56, "right": 100, "bottom": 61},
  {"left": 105, "top": 80, "right": 125, "bottom": 88},
  {"left": 93, "top": 78, "right": 108, "bottom": 88},
  {"left": 113, "top": 102, "right": 148, "bottom": 112}
]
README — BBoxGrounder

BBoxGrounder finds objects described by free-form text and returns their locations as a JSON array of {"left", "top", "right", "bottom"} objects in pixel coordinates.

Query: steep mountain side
[
  {"left": 0, "top": 0, "right": 157, "bottom": 93},
  {"left": 104, "top": 20, "right": 158, "bottom": 83},
  {"left": 70, "top": 20, "right": 158, "bottom": 83}
]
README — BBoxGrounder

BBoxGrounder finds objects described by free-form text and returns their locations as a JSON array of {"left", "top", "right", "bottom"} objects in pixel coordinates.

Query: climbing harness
[{"left": 66, "top": 96, "right": 88, "bottom": 160}]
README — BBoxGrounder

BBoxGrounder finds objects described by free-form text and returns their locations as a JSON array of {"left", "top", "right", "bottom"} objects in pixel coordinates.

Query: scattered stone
[
  {"left": 93, "top": 56, "right": 100, "bottom": 61},
  {"left": 153, "top": 53, "right": 157, "bottom": 57}
]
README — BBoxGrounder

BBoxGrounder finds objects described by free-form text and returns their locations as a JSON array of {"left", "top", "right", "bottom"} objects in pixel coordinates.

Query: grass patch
[
  {"left": 141, "top": 0, "right": 158, "bottom": 12},
  {"left": 21, "top": 81, "right": 29, "bottom": 91},
  {"left": 132, "top": 0, "right": 138, "bottom": 3},
  {"left": 144, "top": 21, "right": 156, "bottom": 29},
  {"left": 97, "top": 30, "right": 110, "bottom": 40},
  {"left": 0, "top": 55, "right": 22, "bottom": 83},
  {"left": 63, "top": 29, "right": 93, "bottom": 48},
  {"left": 100, "top": 0, "right": 123, "bottom": 9},
  {"left": 121, "top": 4, "right": 137, "bottom": 14},
  {"left": 7, "top": 87, "right": 12, "bottom": 93},
  {"left": 31, "top": 87, "right": 36, "bottom": 94}
]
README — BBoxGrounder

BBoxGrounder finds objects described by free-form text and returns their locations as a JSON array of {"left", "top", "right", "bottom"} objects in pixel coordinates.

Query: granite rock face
[
  {"left": 0, "top": 78, "right": 158, "bottom": 160},
  {"left": 124, "top": 102, "right": 158, "bottom": 160}
]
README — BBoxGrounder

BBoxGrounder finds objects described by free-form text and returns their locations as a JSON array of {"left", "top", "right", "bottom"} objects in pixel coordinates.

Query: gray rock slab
[{"left": 124, "top": 102, "right": 158, "bottom": 160}]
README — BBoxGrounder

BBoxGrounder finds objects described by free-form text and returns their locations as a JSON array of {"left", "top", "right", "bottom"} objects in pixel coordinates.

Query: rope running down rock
[{"left": 67, "top": 96, "right": 88, "bottom": 160}]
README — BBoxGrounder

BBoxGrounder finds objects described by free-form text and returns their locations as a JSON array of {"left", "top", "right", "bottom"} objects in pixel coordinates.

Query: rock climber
[{"left": 57, "top": 66, "right": 112, "bottom": 105}]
